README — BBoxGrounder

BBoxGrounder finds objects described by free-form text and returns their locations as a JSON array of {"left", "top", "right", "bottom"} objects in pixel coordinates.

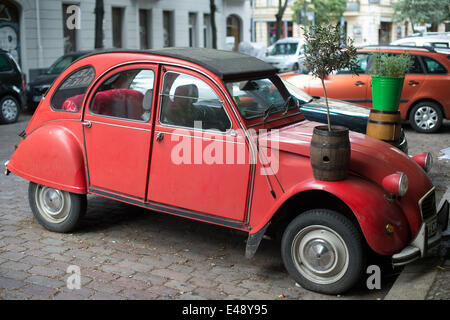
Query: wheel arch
[
  {"left": 7, "top": 123, "right": 87, "bottom": 194},
  {"left": 406, "top": 98, "right": 446, "bottom": 120}
]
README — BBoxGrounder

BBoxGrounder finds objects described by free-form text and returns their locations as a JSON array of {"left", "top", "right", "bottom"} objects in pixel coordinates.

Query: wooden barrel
[
  {"left": 310, "top": 125, "right": 350, "bottom": 181},
  {"left": 366, "top": 109, "right": 401, "bottom": 144}
]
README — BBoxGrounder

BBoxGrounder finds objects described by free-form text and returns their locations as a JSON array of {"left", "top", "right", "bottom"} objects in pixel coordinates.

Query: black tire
[
  {"left": 0, "top": 95, "right": 20, "bottom": 124},
  {"left": 281, "top": 209, "right": 366, "bottom": 295},
  {"left": 28, "top": 182, "right": 87, "bottom": 233},
  {"left": 409, "top": 101, "right": 443, "bottom": 133},
  {"left": 292, "top": 63, "right": 299, "bottom": 72}
]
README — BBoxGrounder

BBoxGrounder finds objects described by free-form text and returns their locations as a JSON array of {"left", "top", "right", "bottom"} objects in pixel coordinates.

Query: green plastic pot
[{"left": 371, "top": 76, "right": 404, "bottom": 112}]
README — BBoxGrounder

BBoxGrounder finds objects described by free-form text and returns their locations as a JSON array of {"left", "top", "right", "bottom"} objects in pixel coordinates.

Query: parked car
[
  {"left": 262, "top": 37, "right": 307, "bottom": 73},
  {"left": 391, "top": 34, "right": 450, "bottom": 49},
  {"left": 282, "top": 79, "right": 408, "bottom": 153},
  {"left": 0, "top": 49, "right": 25, "bottom": 124},
  {"left": 281, "top": 45, "right": 450, "bottom": 133},
  {"left": 26, "top": 50, "right": 92, "bottom": 110},
  {"left": 4, "top": 48, "right": 448, "bottom": 294}
]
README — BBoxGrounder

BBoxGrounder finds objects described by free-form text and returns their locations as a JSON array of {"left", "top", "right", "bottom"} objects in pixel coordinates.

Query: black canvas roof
[
  {"left": 149, "top": 47, "right": 277, "bottom": 81},
  {"left": 74, "top": 48, "right": 277, "bottom": 81}
]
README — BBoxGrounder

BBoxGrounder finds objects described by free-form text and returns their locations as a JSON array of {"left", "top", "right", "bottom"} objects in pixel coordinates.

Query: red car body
[
  {"left": 5, "top": 48, "right": 448, "bottom": 294},
  {"left": 282, "top": 46, "right": 450, "bottom": 133}
]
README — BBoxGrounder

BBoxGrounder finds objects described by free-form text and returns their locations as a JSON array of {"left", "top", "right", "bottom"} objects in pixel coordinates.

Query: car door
[
  {"left": 83, "top": 64, "right": 157, "bottom": 199},
  {"left": 147, "top": 67, "right": 251, "bottom": 222},
  {"left": 307, "top": 53, "right": 371, "bottom": 107}
]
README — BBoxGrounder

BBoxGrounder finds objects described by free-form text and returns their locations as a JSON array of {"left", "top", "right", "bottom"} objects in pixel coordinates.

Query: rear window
[
  {"left": 422, "top": 56, "right": 447, "bottom": 74},
  {"left": 50, "top": 66, "right": 95, "bottom": 112},
  {"left": 0, "top": 53, "right": 13, "bottom": 72}
]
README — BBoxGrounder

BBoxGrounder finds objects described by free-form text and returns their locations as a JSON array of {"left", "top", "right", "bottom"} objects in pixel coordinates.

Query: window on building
[
  {"left": 160, "top": 72, "right": 231, "bottom": 132},
  {"left": 51, "top": 67, "right": 95, "bottom": 112},
  {"left": 163, "top": 11, "right": 174, "bottom": 47},
  {"left": 267, "top": 21, "right": 293, "bottom": 45},
  {"left": 112, "top": 7, "right": 124, "bottom": 48},
  {"left": 189, "top": 13, "right": 198, "bottom": 47},
  {"left": 62, "top": 3, "right": 78, "bottom": 53},
  {"left": 203, "top": 14, "right": 212, "bottom": 48},
  {"left": 90, "top": 69, "right": 155, "bottom": 122},
  {"left": 139, "top": 9, "right": 151, "bottom": 49}
]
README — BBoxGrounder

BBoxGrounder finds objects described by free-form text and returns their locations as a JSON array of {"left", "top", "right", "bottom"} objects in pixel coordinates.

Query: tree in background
[
  {"left": 292, "top": 0, "right": 346, "bottom": 26},
  {"left": 275, "top": 0, "right": 290, "bottom": 41},
  {"left": 94, "top": 0, "right": 104, "bottom": 49},
  {"left": 210, "top": 0, "right": 217, "bottom": 49},
  {"left": 393, "top": 0, "right": 450, "bottom": 33}
]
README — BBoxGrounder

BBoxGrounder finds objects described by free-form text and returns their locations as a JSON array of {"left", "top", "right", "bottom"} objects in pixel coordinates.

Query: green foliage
[
  {"left": 302, "top": 23, "right": 359, "bottom": 80},
  {"left": 369, "top": 52, "right": 414, "bottom": 78},
  {"left": 393, "top": 0, "right": 450, "bottom": 32},
  {"left": 292, "top": 0, "right": 347, "bottom": 26},
  {"left": 303, "top": 23, "right": 358, "bottom": 130}
]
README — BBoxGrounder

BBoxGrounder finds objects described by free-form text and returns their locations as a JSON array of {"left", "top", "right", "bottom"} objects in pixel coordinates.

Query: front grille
[{"left": 420, "top": 189, "right": 436, "bottom": 221}]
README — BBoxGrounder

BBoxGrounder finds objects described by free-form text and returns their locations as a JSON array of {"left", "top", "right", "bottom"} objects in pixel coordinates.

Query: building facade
[
  {"left": 0, "top": 0, "right": 251, "bottom": 79},
  {"left": 254, "top": 0, "right": 449, "bottom": 47}
]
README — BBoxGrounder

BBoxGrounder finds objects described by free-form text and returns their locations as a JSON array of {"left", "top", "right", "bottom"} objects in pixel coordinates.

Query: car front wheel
[
  {"left": 409, "top": 101, "right": 443, "bottom": 133},
  {"left": 28, "top": 182, "right": 87, "bottom": 233},
  {"left": 0, "top": 95, "right": 20, "bottom": 124},
  {"left": 281, "top": 209, "right": 366, "bottom": 294}
]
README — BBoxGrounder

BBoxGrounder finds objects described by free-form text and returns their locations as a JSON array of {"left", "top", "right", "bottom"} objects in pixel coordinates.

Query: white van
[
  {"left": 391, "top": 35, "right": 450, "bottom": 49},
  {"left": 262, "top": 38, "right": 307, "bottom": 73}
]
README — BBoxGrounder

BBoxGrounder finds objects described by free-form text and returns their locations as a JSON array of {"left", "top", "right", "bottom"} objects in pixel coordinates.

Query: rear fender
[
  {"left": 7, "top": 123, "right": 87, "bottom": 194},
  {"left": 252, "top": 176, "right": 410, "bottom": 256}
]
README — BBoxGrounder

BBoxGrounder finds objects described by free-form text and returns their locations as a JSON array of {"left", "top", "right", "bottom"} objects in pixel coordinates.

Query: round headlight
[
  {"left": 412, "top": 152, "right": 433, "bottom": 172},
  {"left": 425, "top": 153, "right": 433, "bottom": 172},
  {"left": 398, "top": 172, "right": 408, "bottom": 197},
  {"left": 382, "top": 172, "right": 408, "bottom": 197}
]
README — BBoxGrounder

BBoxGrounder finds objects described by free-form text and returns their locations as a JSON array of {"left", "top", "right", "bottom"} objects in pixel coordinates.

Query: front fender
[
  {"left": 7, "top": 123, "right": 87, "bottom": 194},
  {"left": 253, "top": 176, "right": 410, "bottom": 256}
]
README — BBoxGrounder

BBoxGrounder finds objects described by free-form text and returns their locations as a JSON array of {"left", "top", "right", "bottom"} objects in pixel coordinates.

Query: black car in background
[
  {"left": 0, "top": 50, "right": 25, "bottom": 124},
  {"left": 282, "top": 79, "right": 408, "bottom": 154},
  {"left": 26, "top": 50, "right": 92, "bottom": 110}
]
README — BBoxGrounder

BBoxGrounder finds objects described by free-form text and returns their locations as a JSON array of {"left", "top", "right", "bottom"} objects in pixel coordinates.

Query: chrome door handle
[
  {"left": 82, "top": 120, "right": 92, "bottom": 128},
  {"left": 408, "top": 80, "right": 419, "bottom": 85},
  {"left": 354, "top": 81, "right": 365, "bottom": 86},
  {"left": 156, "top": 132, "right": 164, "bottom": 141}
]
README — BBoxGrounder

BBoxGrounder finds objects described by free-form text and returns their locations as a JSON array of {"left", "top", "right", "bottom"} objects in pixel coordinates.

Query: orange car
[{"left": 281, "top": 45, "right": 450, "bottom": 133}]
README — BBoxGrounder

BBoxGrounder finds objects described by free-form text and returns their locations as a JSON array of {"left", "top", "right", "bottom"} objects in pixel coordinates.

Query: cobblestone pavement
[
  {"left": 0, "top": 114, "right": 448, "bottom": 300},
  {"left": 403, "top": 121, "right": 450, "bottom": 300}
]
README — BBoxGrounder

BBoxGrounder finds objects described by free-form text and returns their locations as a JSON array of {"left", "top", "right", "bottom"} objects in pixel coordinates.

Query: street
[{"left": 0, "top": 113, "right": 448, "bottom": 300}]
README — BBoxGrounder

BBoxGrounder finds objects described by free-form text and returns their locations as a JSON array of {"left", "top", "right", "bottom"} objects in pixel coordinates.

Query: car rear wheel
[
  {"left": 409, "top": 101, "right": 443, "bottom": 133},
  {"left": 0, "top": 95, "right": 20, "bottom": 124},
  {"left": 28, "top": 182, "right": 87, "bottom": 233},
  {"left": 281, "top": 209, "right": 366, "bottom": 294}
]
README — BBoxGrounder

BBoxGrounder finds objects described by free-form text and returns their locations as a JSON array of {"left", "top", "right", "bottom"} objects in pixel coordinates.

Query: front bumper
[{"left": 392, "top": 200, "right": 449, "bottom": 266}]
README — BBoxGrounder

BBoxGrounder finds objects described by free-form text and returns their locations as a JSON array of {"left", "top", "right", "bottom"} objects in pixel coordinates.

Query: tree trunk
[
  {"left": 210, "top": 0, "right": 217, "bottom": 49},
  {"left": 321, "top": 78, "right": 332, "bottom": 131},
  {"left": 94, "top": 0, "right": 104, "bottom": 49},
  {"left": 275, "top": 0, "right": 289, "bottom": 41}
]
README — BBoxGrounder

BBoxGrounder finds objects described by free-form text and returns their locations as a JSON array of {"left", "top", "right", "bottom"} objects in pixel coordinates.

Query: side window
[
  {"left": 90, "top": 69, "right": 154, "bottom": 122},
  {"left": 337, "top": 54, "right": 368, "bottom": 74},
  {"left": 407, "top": 55, "right": 424, "bottom": 74},
  {"left": 51, "top": 67, "right": 95, "bottom": 112},
  {"left": 159, "top": 72, "right": 231, "bottom": 132},
  {"left": 0, "top": 53, "right": 13, "bottom": 72},
  {"left": 422, "top": 56, "right": 447, "bottom": 74}
]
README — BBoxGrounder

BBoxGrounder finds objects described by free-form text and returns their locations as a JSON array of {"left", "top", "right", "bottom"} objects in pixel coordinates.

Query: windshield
[
  {"left": 269, "top": 42, "right": 298, "bottom": 56},
  {"left": 226, "top": 76, "right": 295, "bottom": 120},
  {"left": 46, "top": 55, "right": 75, "bottom": 75}
]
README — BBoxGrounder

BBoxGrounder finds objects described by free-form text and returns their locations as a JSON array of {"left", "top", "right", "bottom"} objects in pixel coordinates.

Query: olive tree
[{"left": 302, "top": 23, "right": 358, "bottom": 131}]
